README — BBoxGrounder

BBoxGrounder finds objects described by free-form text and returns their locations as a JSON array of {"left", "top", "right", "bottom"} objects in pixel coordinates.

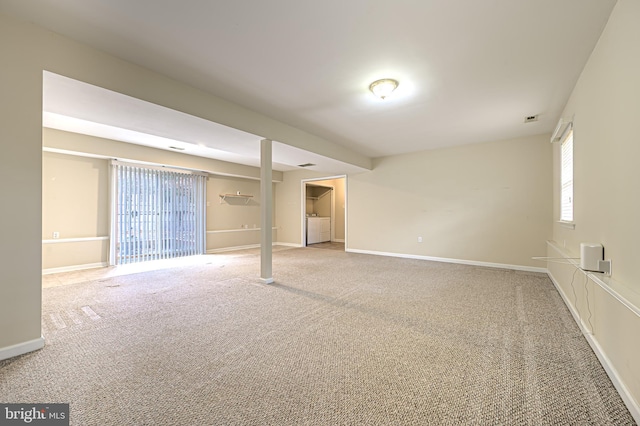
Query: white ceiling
[
  {"left": 42, "top": 72, "right": 366, "bottom": 174},
  {"left": 2, "top": 0, "right": 617, "bottom": 170}
]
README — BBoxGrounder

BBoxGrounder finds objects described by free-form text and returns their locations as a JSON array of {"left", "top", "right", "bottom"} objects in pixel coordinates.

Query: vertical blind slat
[{"left": 125, "top": 166, "right": 130, "bottom": 264}]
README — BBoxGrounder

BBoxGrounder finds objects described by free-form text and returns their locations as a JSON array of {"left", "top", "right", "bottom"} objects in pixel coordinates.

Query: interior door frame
[{"left": 300, "top": 175, "right": 347, "bottom": 248}]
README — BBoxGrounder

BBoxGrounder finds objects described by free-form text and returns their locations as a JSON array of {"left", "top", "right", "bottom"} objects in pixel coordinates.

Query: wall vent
[
  {"left": 298, "top": 163, "right": 316, "bottom": 168},
  {"left": 524, "top": 115, "right": 539, "bottom": 123}
]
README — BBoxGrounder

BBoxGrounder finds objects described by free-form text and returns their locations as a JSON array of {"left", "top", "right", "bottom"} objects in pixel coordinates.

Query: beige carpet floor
[{"left": 1, "top": 247, "right": 635, "bottom": 425}]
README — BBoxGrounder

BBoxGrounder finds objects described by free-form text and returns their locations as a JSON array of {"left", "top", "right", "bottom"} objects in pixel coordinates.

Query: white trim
[
  {"left": 547, "top": 266, "right": 640, "bottom": 423},
  {"left": 546, "top": 241, "right": 640, "bottom": 318},
  {"left": 550, "top": 116, "right": 573, "bottom": 143},
  {"left": 332, "top": 239, "right": 345, "bottom": 243},
  {"left": 109, "top": 161, "right": 117, "bottom": 266},
  {"left": 207, "top": 227, "right": 277, "bottom": 234},
  {"left": 206, "top": 242, "right": 283, "bottom": 254},
  {"left": 42, "top": 262, "right": 108, "bottom": 275},
  {"left": 0, "top": 336, "right": 45, "bottom": 361},
  {"left": 587, "top": 273, "right": 640, "bottom": 319},
  {"left": 206, "top": 242, "right": 301, "bottom": 253},
  {"left": 345, "top": 248, "right": 547, "bottom": 273},
  {"left": 301, "top": 175, "right": 347, "bottom": 248},
  {"left": 207, "top": 244, "right": 260, "bottom": 253},
  {"left": 42, "top": 147, "right": 284, "bottom": 182},
  {"left": 43, "top": 146, "right": 110, "bottom": 160},
  {"left": 557, "top": 220, "right": 576, "bottom": 230},
  {"left": 111, "top": 159, "right": 208, "bottom": 176},
  {"left": 42, "top": 236, "right": 109, "bottom": 244},
  {"left": 275, "top": 242, "right": 303, "bottom": 248}
]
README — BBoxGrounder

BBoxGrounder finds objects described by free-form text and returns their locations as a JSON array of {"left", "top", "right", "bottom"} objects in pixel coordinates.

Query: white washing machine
[{"left": 307, "top": 217, "right": 331, "bottom": 244}]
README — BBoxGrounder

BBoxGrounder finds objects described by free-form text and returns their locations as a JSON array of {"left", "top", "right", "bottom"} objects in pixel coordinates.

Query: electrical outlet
[
  {"left": 53, "top": 231, "right": 60, "bottom": 239},
  {"left": 417, "top": 236, "right": 423, "bottom": 243}
]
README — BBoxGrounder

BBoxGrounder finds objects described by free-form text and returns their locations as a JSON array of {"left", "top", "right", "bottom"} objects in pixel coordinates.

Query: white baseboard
[
  {"left": 42, "top": 236, "right": 109, "bottom": 244},
  {"left": 332, "top": 239, "right": 345, "bottom": 243},
  {"left": 207, "top": 244, "right": 260, "bottom": 253},
  {"left": 206, "top": 242, "right": 291, "bottom": 254},
  {"left": 0, "top": 336, "right": 45, "bottom": 361},
  {"left": 42, "top": 262, "right": 108, "bottom": 275},
  {"left": 274, "top": 242, "right": 303, "bottom": 248},
  {"left": 547, "top": 270, "right": 640, "bottom": 423},
  {"left": 345, "top": 248, "right": 547, "bottom": 273}
]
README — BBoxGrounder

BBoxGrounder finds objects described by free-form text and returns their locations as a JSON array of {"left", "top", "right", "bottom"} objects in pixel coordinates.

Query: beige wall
[
  {"left": 348, "top": 134, "right": 552, "bottom": 268},
  {"left": 208, "top": 176, "right": 268, "bottom": 230},
  {"left": 42, "top": 151, "right": 109, "bottom": 239},
  {"left": 275, "top": 170, "right": 338, "bottom": 245},
  {"left": 315, "top": 189, "right": 332, "bottom": 217},
  {"left": 42, "top": 151, "right": 109, "bottom": 270},
  {"left": 0, "top": 14, "right": 45, "bottom": 351},
  {"left": 44, "top": 127, "right": 283, "bottom": 182},
  {"left": 552, "top": 0, "right": 639, "bottom": 288},
  {"left": 43, "top": 240, "right": 109, "bottom": 271},
  {"left": 41, "top": 133, "right": 280, "bottom": 270},
  {"left": 207, "top": 175, "right": 277, "bottom": 251},
  {"left": 549, "top": 0, "right": 640, "bottom": 415}
]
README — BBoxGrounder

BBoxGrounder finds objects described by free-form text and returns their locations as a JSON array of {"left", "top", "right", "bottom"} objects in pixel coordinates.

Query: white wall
[
  {"left": 348, "top": 134, "right": 552, "bottom": 269},
  {"left": 548, "top": 0, "right": 640, "bottom": 418}
]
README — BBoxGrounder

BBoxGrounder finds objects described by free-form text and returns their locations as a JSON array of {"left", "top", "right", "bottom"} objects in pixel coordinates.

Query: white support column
[{"left": 260, "top": 139, "right": 274, "bottom": 284}]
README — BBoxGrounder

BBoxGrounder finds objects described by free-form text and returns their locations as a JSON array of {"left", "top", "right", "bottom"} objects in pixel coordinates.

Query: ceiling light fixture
[{"left": 369, "top": 78, "right": 399, "bottom": 100}]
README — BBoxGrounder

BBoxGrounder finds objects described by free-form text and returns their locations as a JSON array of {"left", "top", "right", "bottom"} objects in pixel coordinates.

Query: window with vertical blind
[
  {"left": 560, "top": 129, "right": 574, "bottom": 222},
  {"left": 110, "top": 161, "right": 206, "bottom": 265}
]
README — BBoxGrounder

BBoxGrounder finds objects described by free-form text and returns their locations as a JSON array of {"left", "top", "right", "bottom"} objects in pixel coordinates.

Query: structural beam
[{"left": 260, "top": 139, "right": 274, "bottom": 283}]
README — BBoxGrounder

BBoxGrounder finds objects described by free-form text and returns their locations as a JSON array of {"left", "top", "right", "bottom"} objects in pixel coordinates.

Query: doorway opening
[{"left": 301, "top": 176, "right": 346, "bottom": 250}]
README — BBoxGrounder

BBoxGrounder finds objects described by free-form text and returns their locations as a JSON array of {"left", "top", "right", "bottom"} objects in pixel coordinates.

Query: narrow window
[{"left": 560, "top": 130, "right": 574, "bottom": 222}]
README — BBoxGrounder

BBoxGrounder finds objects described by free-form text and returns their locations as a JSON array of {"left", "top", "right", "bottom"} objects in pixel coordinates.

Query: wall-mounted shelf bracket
[{"left": 219, "top": 193, "right": 253, "bottom": 204}]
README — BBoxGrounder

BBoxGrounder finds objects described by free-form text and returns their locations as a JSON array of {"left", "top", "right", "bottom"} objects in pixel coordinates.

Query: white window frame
[{"left": 559, "top": 128, "right": 574, "bottom": 226}]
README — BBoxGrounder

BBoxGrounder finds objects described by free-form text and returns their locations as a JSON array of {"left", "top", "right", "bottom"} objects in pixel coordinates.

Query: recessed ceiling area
[
  {"left": 3, "top": 0, "right": 617, "bottom": 164},
  {"left": 43, "top": 72, "right": 368, "bottom": 174}
]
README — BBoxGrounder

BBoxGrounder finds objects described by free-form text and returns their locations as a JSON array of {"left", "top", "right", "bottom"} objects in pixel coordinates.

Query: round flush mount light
[{"left": 369, "top": 78, "right": 399, "bottom": 99}]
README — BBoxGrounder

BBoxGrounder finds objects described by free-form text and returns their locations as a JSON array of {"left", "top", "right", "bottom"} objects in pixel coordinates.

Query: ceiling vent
[
  {"left": 523, "top": 115, "right": 539, "bottom": 123},
  {"left": 298, "top": 163, "right": 316, "bottom": 168}
]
